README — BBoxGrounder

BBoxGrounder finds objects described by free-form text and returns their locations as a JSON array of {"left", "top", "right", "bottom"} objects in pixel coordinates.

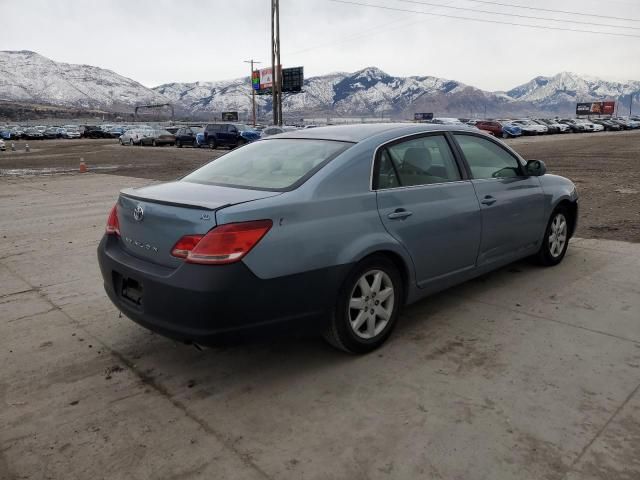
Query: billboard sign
[
  {"left": 221, "top": 111, "right": 239, "bottom": 121},
  {"left": 576, "top": 101, "right": 616, "bottom": 115},
  {"left": 281, "top": 67, "right": 304, "bottom": 92},
  {"left": 603, "top": 101, "right": 616, "bottom": 115},
  {"left": 414, "top": 112, "right": 434, "bottom": 121},
  {"left": 259, "top": 68, "right": 273, "bottom": 89},
  {"left": 252, "top": 70, "right": 260, "bottom": 91}
]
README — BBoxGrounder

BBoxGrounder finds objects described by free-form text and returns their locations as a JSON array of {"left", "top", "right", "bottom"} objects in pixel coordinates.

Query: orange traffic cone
[{"left": 79, "top": 158, "right": 88, "bottom": 173}]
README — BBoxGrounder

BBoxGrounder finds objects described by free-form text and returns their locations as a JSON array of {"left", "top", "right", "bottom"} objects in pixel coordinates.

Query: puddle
[{"left": 0, "top": 165, "right": 119, "bottom": 176}]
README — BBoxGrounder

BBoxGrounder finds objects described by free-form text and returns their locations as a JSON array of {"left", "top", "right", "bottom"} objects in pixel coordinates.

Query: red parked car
[{"left": 475, "top": 120, "right": 522, "bottom": 139}]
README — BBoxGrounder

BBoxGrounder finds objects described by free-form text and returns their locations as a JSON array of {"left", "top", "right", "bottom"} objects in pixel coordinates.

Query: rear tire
[
  {"left": 323, "top": 255, "right": 403, "bottom": 354},
  {"left": 535, "top": 207, "right": 570, "bottom": 266},
  {"left": 209, "top": 139, "right": 217, "bottom": 150}
]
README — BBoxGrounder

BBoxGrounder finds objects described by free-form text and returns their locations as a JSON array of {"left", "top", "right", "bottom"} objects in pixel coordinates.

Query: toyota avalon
[{"left": 98, "top": 124, "right": 578, "bottom": 353}]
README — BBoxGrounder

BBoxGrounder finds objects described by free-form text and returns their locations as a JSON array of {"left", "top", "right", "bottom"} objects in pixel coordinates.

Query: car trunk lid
[{"left": 117, "top": 181, "right": 280, "bottom": 268}]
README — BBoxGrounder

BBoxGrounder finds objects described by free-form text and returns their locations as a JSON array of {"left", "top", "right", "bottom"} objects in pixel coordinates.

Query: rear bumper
[{"left": 97, "top": 236, "right": 349, "bottom": 343}]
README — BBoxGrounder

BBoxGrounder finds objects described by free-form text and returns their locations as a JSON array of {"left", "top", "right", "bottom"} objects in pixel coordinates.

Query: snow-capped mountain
[
  {"left": 1, "top": 50, "right": 639, "bottom": 119},
  {"left": 506, "top": 72, "right": 640, "bottom": 107},
  {"left": 155, "top": 66, "right": 508, "bottom": 118},
  {"left": 0, "top": 50, "right": 166, "bottom": 110},
  {"left": 157, "top": 67, "right": 640, "bottom": 119}
]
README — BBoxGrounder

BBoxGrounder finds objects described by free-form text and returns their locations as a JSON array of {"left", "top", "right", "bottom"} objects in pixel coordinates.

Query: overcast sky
[{"left": 2, "top": 0, "right": 640, "bottom": 90}]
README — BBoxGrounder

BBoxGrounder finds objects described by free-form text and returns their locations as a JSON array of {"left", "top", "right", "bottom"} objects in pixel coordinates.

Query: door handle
[
  {"left": 387, "top": 209, "right": 413, "bottom": 220},
  {"left": 481, "top": 195, "right": 496, "bottom": 206}
]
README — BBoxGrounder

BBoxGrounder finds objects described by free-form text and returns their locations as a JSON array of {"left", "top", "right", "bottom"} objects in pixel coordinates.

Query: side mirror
[{"left": 526, "top": 159, "right": 546, "bottom": 176}]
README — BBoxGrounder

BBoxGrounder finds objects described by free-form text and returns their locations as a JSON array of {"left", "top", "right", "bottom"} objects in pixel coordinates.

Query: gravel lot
[
  {"left": 1, "top": 129, "right": 639, "bottom": 243},
  {"left": 1, "top": 174, "right": 639, "bottom": 480}
]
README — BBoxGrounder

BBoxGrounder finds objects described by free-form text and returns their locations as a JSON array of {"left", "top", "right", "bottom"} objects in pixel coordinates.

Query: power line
[
  {"left": 328, "top": 0, "right": 640, "bottom": 38},
  {"left": 464, "top": 0, "right": 640, "bottom": 23},
  {"left": 287, "top": 0, "right": 457, "bottom": 57},
  {"left": 394, "top": 0, "right": 640, "bottom": 30}
]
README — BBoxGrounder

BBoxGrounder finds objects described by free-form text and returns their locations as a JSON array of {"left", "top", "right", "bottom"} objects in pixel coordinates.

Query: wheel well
[
  {"left": 363, "top": 250, "right": 411, "bottom": 305},
  {"left": 556, "top": 200, "right": 578, "bottom": 237}
]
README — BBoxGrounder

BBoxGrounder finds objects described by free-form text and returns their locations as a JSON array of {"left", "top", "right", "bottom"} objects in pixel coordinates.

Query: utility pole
[
  {"left": 271, "top": 0, "right": 282, "bottom": 126},
  {"left": 630, "top": 93, "right": 634, "bottom": 117},
  {"left": 244, "top": 59, "right": 261, "bottom": 126}
]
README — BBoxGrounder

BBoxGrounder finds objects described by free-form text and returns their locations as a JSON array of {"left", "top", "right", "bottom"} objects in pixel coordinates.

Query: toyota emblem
[{"left": 133, "top": 205, "right": 144, "bottom": 222}]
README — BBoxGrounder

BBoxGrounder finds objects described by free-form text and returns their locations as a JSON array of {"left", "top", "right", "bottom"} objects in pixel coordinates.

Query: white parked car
[
  {"left": 120, "top": 129, "right": 150, "bottom": 145},
  {"left": 513, "top": 119, "right": 548, "bottom": 135},
  {"left": 62, "top": 127, "right": 81, "bottom": 139},
  {"left": 574, "top": 119, "right": 597, "bottom": 132}
]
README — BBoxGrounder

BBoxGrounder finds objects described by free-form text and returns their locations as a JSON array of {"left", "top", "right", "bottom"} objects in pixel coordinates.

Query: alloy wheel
[
  {"left": 347, "top": 270, "right": 394, "bottom": 339},
  {"left": 548, "top": 213, "right": 567, "bottom": 258}
]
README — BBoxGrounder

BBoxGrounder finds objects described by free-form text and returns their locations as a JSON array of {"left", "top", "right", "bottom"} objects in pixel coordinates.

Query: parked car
[
  {"left": 84, "top": 126, "right": 112, "bottom": 139},
  {"left": 511, "top": 119, "right": 548, "bottom": 135},
  {"left": 0, "top": 129, "right": 12, "bottom": 140},
  {"left": 536, "top": 119, "right": 570, "bottom": 133},
  {"left": 62, "top": 127, "right": 82, "bottom": 139},
  {"left": 573, "top": 119, "right": 597, "bottom": 132},
  {"left": 558, "top": 119, "right": 586, "bottom": 133},
  {"left": 531, "top": 119, "right": 559, "bottom": 134},
  {"left": 613, "top": 117, "right": 640, "bottom": 129},
  {"left": 591, "top": 119, "right": 621, "bottom": 131},
  {"left": 0, "top": 139, "right": 5, "bottom": 151},
  {"left": 203, "top": 123, "right": 261, "bottom": 149},
  {"left": 474, "top": 120, "right": 522, "bottom": 138},
  {"left": 108, "top": 127, "right": 125, "bottom": 138},
  {"left": 261, "top": 126, "right": 299, "bottom": 137},
  {"left": 43, "top": 127, "right": 61, "bottom": 139},
  {"left": 98, "top": 124, "right": 578, "bottom": 353},
  {"left": 175, "top": 126, "right": 204, "bottom": 147},
  {"left": 120, "top": 129, "right": 149, "bottom": 145},
  {"left": 24, "top": 128, "right": 44, "bottom": 139},
  {"left": 139, "top": 129, "right": 176, "bottom": 147}
]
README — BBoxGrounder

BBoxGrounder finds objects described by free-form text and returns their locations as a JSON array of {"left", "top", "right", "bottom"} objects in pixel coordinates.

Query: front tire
[
  {"left": 176, "top": 140, "right": 182, "bottom": 148},
  {"left": 535, "top": 208, "right": 569, "bottom": 266},
  {"left": 323, "top": 255, "right": 403, "bottom": 354}
]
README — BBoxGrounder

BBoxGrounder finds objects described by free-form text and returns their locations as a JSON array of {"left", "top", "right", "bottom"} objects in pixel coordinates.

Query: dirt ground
[{"left": 1, "top": 130, "right": 639, "bottom": 241}]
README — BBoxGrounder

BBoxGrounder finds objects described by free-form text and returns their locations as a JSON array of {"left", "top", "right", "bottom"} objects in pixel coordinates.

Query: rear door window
[{"left": 375, "top": 134, "right": 461, "bottom": 189}]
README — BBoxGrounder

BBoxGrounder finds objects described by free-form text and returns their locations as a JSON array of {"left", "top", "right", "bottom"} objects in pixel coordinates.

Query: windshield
[
  {"left": 235, "top": 124, "right": 252, "bottom": 132},
  {"left": 182, "top": 139, "right": 351, "bottom": 191}
]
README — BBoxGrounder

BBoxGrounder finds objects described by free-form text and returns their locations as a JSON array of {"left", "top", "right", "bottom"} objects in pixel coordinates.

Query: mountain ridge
[{"left": 1, "top": 51, "right": 639, "bottom": 119}]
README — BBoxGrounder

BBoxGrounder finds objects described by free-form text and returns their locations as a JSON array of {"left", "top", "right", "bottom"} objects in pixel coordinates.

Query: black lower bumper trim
[{"left": 97, "top": 236, "right": 351, "bottom": 343}]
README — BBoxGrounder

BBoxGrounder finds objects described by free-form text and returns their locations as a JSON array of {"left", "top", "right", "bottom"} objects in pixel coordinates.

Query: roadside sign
[
  {"left": 414, "top": 112, "right": 434, "bottom": 121},
  {"left": 576, "top": 102, "right": 615, "bottom": 115},
  {"left": 221, "top": 111, "right": 239, "bottom": 121}
]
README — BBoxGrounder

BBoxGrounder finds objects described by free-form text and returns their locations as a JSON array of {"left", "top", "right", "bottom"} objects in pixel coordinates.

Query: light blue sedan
[{"left": 98, "top": 124, "right": 578, "bottom": 353}]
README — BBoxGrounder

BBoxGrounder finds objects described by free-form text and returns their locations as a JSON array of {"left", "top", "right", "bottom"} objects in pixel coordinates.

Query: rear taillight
[
  {"left": 171, "top": 220, "right": 272, "bottom": 265},
  {"left": 105, "top": 204, "right": 120, "bottom": 236},
  {"left": 171, "top": 234, "right": 203, "bottom": 258}
]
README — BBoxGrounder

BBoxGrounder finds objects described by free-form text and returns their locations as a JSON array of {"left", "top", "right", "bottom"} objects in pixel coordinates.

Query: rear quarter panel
[
  {"left": 538, "top": 173, "right": 578, "bottom": 225},
  {"left": 215, "top": 139, "right": 415, "bottom": 282}
]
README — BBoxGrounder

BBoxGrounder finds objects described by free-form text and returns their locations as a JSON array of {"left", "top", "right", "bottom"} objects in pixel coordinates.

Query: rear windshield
[{"left": 182, "top": 139, "right": 351, "bottom": 191}]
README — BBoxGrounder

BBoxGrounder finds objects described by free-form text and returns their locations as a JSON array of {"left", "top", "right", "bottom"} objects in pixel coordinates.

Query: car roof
[{"left": 271, "top": 123, "right": 478, "bottom": 143}]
